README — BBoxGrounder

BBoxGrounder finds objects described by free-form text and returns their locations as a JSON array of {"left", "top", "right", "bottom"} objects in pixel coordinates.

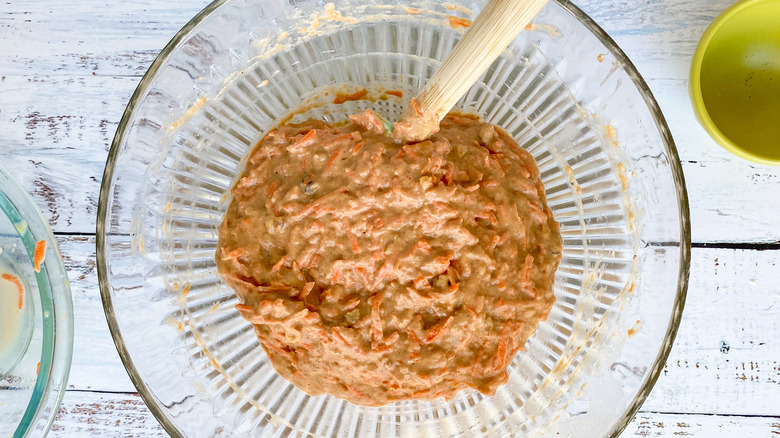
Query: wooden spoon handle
[{"left": 394, "top": 0, "right": 548, "bottom": 142}]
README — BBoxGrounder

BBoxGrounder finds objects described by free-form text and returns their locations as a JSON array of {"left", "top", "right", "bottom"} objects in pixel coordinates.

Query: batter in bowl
[{"left": 216, "top": 109, "right": 562, "bottom": 406}]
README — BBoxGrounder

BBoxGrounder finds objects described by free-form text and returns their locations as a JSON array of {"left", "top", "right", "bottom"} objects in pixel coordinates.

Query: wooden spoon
[{"left": 393, "top": 0, "right": 549, "bottom": 142}]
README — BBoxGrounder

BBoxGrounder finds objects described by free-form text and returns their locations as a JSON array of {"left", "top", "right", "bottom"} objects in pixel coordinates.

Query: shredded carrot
[
  {"left": 448, "top": 16, "right": 472, "bottom": 28},
  {"left": 385, "top": 90, "right": 403, "bottom": 98},
  {"left": 410, "top": 98, "right": 423, "bottom": 117},
  {"left": 333, "top": 89, "right": 368, "bottom": 104},
  {"left": 325, "top": 148, "right": 341, "bottom": 171},
  {"left": 2, "top": 273, "right": 24, "bottom": 310},
  {"left": 496, "top": 338, "right": 507, "bottom": 362},
  {"left": 413, "top": 240, "right": 432, "bottom": 254},
  {"left": 383, "top": 331, "right": 400, "bottom": 346},
  {"left": 330, "top": 327, "right": 347, "bottom": 344},
  {"left": 370, "top": 294, "right": 383, "bottom": 343},
  {"left": 297, "top": 129, "right": 317, "bottom": 145},
  {"left": 520, "top": 254, "right": 534, "bottom": 285},
  {"left": 299, "top": 282, "right": 315, "bottom": 300},
  {"left": 307, "top": 254, "right": 321, "bottom": 269},
  {"left": 425, "top": 316, "right": 453, "bottom": 343},
  {"left": 266, "top": 180, "right": 278, "bottom": 197},
  {"left": 346, "top": 231, "right": 361, "bottom": 254},
  {"left": 345, "top": 384, "right": 366, "bottom": 398},
  {"left": 36, "top": 362, "right": 40, "bottom": 375},
  {"left": 406, "top": 330, "right": 421, "bottom": 360},
  {"left": 235, "top": 303, "right": 252, "bottom": 311},
  {"left": 33, "top": 239, "right": 46, "bottom": 273},
  {"left": 343, "top": 297, "right": 361, "bottom": 310},
  {"left": 413, "top": 277, "right": 429, "bottom": 290},
  {"left": 353, "top": 267, "right": 369, "bottom": 288},
  {"left": 271, "top": 255, "right": 288, "bottom": 272}
]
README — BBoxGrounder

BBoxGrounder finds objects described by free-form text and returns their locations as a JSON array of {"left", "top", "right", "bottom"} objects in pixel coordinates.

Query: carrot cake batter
[{"left": 216, "top": 110, "right": 562, "bottom": 406}]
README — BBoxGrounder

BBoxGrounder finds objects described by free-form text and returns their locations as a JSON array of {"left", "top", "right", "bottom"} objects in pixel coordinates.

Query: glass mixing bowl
[
  {"left": 98, "top": 0, "right": 690, "bottom": 436},
  {"left": 0, "top": 165, "right": 73, "bottom": 438}
]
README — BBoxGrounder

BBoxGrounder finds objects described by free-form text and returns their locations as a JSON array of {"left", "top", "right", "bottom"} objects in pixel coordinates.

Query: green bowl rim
[
  {"left": 690, "top": 0, "right": 780, "bottom": 165},
  {"left": 0, "top": 165, "right": 74, "bottom": 437}
]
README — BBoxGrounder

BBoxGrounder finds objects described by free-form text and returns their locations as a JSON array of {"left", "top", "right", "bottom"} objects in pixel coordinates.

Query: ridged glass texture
[{"left": 98, "top": 1, "right": 689, "bottom": 437}]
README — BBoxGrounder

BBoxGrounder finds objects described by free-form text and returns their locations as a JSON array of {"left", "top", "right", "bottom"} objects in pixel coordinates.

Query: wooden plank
[
  {"left": 0, "top": 0, "right": 207, "bottom": 77},
  {"left": 58, "top": 234, "right": 780, "bottom": 415},
  {"left": 576, "top": 0, "right": 737, "bottom": 81},
  {"left": 641, "top": 247, "right": 780, "bottom": 417},
  {"left": 58, "top": 235, "right": 136, "bottom": 392},
  {"left": 52, "top": 391, "right": 165, "bottom": 437},
  {"left": 49, "top": 391, "right": 780, "bottom": 437},
  {"left": 624, "top": 412, "right": 780, "bottom": 437},
  {"left": 0, "top": 75, "right": 138, "bottom": 234},
  {"left": 2, "top": 0, "right": 776, "bottom": 242},
  {"left": 4, "top": 0, "right": 775, "bottom": 435},
  {"left": 0, "top": 0, "right": 731, "bottom": 81},
  {"left": 1, "top": 74, "right": 778, "bottom": 242}
]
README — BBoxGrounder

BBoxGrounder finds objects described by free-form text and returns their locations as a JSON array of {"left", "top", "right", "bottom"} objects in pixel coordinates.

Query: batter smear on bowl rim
[{"left": 216, "top": 108, "right": 562, "bottom": 406}]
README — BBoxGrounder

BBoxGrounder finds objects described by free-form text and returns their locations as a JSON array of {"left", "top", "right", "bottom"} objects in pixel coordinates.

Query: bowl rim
[
  {"left": 689, "top": 0, "right": 780, "bottom": 166},
  {"left": 0, "top": 165, "right": 74, "bottom": 437},
  {"left": 97, "top": 1, "right": 691, "bottom": 436}
]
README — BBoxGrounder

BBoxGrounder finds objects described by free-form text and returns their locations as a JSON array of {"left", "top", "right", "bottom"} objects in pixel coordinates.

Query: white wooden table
[{"left": 1, "top": 0, "right": 779, "bottom": 436}]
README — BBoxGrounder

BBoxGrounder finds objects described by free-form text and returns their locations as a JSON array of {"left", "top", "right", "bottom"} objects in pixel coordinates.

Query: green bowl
[
  {"left": 0, "top": 165, "right": 73, "bottom": 437},
  {"left": 690, "top": 0, "right": 780, "bottom": 165}
]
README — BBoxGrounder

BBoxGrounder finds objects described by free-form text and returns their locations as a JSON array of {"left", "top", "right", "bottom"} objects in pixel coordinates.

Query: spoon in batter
[{"left": 393, "top": 0, "right": 549, "bottom": 142}]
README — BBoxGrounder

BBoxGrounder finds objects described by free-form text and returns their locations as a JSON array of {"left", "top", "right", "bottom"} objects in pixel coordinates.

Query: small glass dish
[{"left": 0, "top": 165, "right": 73, "bottom": 438}]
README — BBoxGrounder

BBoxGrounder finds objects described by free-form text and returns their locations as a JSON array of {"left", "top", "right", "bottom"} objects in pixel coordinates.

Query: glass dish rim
[
  {"left": 96, "top": 1, "right": 691, "bottom": 436},
  {"left": 0, "top": 165, "right": 74, "bottom": 437}
]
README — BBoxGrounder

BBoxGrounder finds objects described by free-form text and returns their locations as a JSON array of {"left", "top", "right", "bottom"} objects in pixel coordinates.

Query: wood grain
[
  {"left": 49, "top": 392, "right": 780, "bottom": 437},
  {"left": 3, "top": 75, "right": 777, "bottom": 241},
  {"left": 397, "top": 0, "right": 549, "bottom": 141},
  {"left": 57, "top": 232, "right": 780, "bottom": 417},
  {"left": 58, "top": 235, "right": 135, "bottom": 392},
  {"left": 577, "top": 0, "right": 736, "bottom": 82},
  {"left": 0, "top": 0, "right": 207, "bottom": 77},
  {"left": 625, "top": 412, "right": 780, "bottom": 437},
  {"left": 641, "top": 247, "right": 780, "bottom": 416},
  {"left": 0, "top": 75, "right": 137, "bottom": 233},
  {"left": 2, "top": 0, "right": 779, "bottom": 435},
  {"left": 1, "top": 0, "right": 777, "bottom": 243},
  {"left": 52, "top": 392, "right": 165, "bottom": 437}
]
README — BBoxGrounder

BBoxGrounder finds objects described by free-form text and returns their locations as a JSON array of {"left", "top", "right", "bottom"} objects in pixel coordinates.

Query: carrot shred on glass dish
[
  {"left": 2, "top": 273, "right": 24, "bottom": 309},
  {"left": 33, "top": 239, "right": 46, "bottom": 273}
]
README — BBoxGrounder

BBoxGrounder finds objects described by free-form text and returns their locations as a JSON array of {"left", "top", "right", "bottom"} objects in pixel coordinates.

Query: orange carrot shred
[
  {"left": 410, "top": 98, "right": 422, "bottom": 117},
  {"left": 425, "top": 316, "right": 453, "bottom": 343},
  {"left": 33, "top": 240, "right": 46, "bottom": 273},
  {"left": 325, "top": 148, "right": 341, "bottom": 171},
  {"left": 448, "top": 16, "right": 472, "bottom": 28},
  {"left": 333, "top": 89, "right": 368, "bottom": 104},
  {"left": 36, "top": 362, "right": 40, "bottom": 375},
  {"left": 2, "top": 273, "right": 24, "bottom": 310},
  {"left": 235, "top": 303, "right": 253, "bottom": 313},
  {"left": 347, "top": 231, "right": 361, "bottom": 254}
]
